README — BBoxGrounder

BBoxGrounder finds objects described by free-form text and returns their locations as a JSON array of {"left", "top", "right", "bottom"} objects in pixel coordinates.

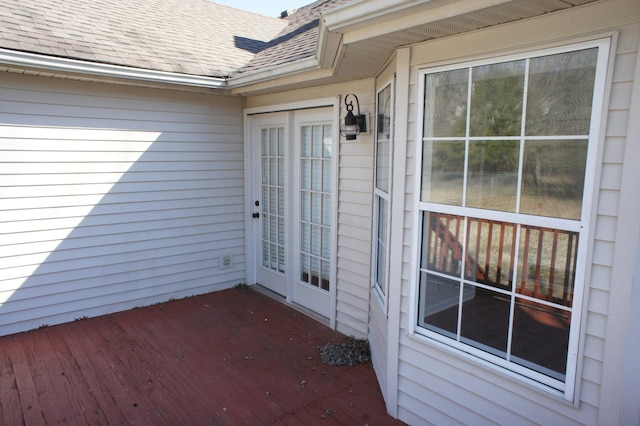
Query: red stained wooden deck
[{"left": 0, "top": 287, "right": 402, "bottom": 425}]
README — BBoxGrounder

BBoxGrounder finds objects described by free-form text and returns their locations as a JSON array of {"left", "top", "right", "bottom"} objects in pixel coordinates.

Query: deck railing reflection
[{"left": 425, "top": 213, "right": 577, "bottom": 307}]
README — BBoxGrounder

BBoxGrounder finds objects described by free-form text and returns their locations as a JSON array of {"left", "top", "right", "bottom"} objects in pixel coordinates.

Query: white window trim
[
  {"left": 408, "top": 37, "right": 611, "bottom": 401},
  {"left": 372, "top": 79, "right": 395, "bottom": 311}
]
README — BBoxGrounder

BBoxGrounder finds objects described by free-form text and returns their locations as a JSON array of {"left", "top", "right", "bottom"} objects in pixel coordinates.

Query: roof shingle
[{"left": 0, "top": 0, "right": 289, "bottom": 77}]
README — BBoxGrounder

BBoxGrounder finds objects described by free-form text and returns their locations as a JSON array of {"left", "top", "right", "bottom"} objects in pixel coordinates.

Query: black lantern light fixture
[{"left": 340, "top": 94, "right": 367, "bottom": 140}]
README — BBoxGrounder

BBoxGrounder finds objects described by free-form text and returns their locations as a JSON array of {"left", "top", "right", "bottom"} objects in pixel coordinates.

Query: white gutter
[
  {"left": 228, "top": 56, "right": 323, "bottom": 88},
  {"left": 323, "top": 0, "right": 512, "bottom": 41},
  {"left": 0, "top": 48, "right": 227, "bottom": 89}
]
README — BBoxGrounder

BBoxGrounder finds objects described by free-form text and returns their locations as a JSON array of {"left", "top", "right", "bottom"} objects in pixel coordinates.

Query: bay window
[{"left": 414, "top": 40, "right": 609, "bottom": 397}]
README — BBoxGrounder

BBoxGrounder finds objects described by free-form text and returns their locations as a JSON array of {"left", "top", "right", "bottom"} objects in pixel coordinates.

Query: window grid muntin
[{"left": 415, "top": 41, "right": 605, "bottom": 395}]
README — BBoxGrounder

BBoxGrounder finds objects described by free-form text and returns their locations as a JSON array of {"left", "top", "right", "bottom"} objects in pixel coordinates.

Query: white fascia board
[
  {"left": 228, "top": 57, "right": 323, "bottom": 88},
  {"left": 230, "top": 65, "right": 335, "bottom": 95},
  {"left": 0, "top": 48, "right": 227, "bottom": 89},
  {"left": 317, "top": 19, "right": 343, "bottom": 69},
  {"left": 229, "top": 19, "right": 341, "bottom": 89},
  {"left": 323, "top": 0, "right": 513, "bottom": 44}
]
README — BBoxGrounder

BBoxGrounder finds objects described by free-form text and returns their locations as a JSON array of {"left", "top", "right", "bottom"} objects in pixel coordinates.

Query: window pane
[
  {"left": 262, "top": 158, "right": 269, "bottom": 184},
  {"left": 301, "top": 223, "right": 310, "bottom": 252},
  {"left": 423, "top": 69, "right": 468, "bottom": 138},
  {"left": 261, "top": 129, "right": 268, "bottom": 157},
  {"left": 269, "top": 128, "right": 278, "bottom": 155},
  {"left": 526, "top": 48, "right": 598, "bottom": 136},
  {"left": 378, "top": 85, "right": 392, "bottom": 140},
  {"left": 278, "top": 158, "right": 284, "bottom": 186},
  {"left": 311, "top": 192, "right": 320, "bottom": 224},
  {"left": 376, "top": 138, "right": 390, "bottom": 192},
  {"left": 422, "top": 140, "right": 465, "bottom": 205},
  {"left": 270, "top": 187, "right": 277, "bottom": 214},
  {"left": 460, "top": 285, "right": 510, "bottom": 358},
  {"left": 322, "top": 227, "right": 331, "bottom": 259},
  {"left": 270, "top": 243, "right": 278, "bottom": 270},
  {"left": 419, "top": 272, "right": 459, "bottom": 339},
  {"left": 278, "top": 128, "right": 285, "bottom": 156},
  {"left": 301, "top": 191, "right": 310, "bottom": 222},
  {"left": 278, "top": 187, "right": 285, "bottom": 216},
  {"left": 511, "top": 299, "right": 570, "bottom": 380},
  {"left": 262, "top": 241, "right": 269, "bottom": 267},
  {"left": 466, "top": 140, "right": 519, "bottom": 211},
  {"left": 377, "top": 85, "right": 392, "bottom": 192},
  {"left": 278, "top": 246, "right": 285, "bottom": 273},
  {"left": 312, "top": 125, "right": 322, "bottom": 157},
  {"left": 321, "top": 260, "right": 330, "bottom": 291},
  {"left": 465, "top": 218, "right": 515, "bottom": 291},
  {"left": 311, "top": 256, "right": 321, "bottom": 287},
  {"left": 469, "top": 61, "right": 525, "bottom": 137},
  {"left": 421, "top": 212, "right": 464, "bottom": 278},
  {"left": 301, "top": 127, "right": 311, "bottom": 157},
  {"left": 262, "top": 186, "right": 269, "bottom": 213},
  {"left": 323, "top": 125, "right": 332, "bottom": 158},
  {"left": 269, "top": 158, "right": 277, "bottom": 185},
  {"left": 521, "top": 139, "right": 587, "bottom": 220},
  {"left": 278, "top": 217, "right": 285, "bottom": 245},
  {"left": 301, "top": 159, "right": 310, "bottom": 190},
  {"left": 516, "top": 226, "right": 578, "bottom": 308},
  {"left": 311, "top": 224, "right": 320, "bottom": 256},
  {"left": 375, "top": 197, "right": 389, "bottom": 295},
  {"left": 301, "top": 254, "right": 310, "bottom": 283},
  {"left": 312, "top": 159, "right": 321, "bottom": 191},
  {"left": 322, "top": 193, "right": 331, "bottom": 226},
  {"left": 323, "top": 159, "right": 332, "bottom": 193}
]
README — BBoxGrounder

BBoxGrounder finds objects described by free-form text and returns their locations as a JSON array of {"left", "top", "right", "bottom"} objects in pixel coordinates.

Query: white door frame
[{"left": 244, "top": 97, "right": 340, "bottom": 329}]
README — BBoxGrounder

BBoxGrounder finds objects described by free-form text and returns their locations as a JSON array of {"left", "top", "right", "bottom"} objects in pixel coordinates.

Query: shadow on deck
[{"left": 0, "top": 287, "right": 402, "bottom": 425}]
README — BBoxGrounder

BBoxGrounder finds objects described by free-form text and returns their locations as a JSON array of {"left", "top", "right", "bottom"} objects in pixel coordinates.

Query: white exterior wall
[
  {"left": 0, "top": 73, "right": 246, "bottom": 336},
  {"left": 390, "top": 0, "right": 640, "bottom": 424},
  {"left": 335, "top": 88, "right": 375, "bottom": 337}
]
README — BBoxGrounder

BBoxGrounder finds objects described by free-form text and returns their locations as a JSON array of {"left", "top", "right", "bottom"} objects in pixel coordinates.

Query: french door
[{"left": 251, "top": 108, "right": 335, "bottom": 319}]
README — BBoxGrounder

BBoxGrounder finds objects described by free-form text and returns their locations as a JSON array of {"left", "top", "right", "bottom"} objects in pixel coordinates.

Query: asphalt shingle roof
[
  {"left": 233, "top": 0, "right": 353, "bottom": 76},
  {"left": 0, "top": 0, "right": 289, "bottom": 77}
]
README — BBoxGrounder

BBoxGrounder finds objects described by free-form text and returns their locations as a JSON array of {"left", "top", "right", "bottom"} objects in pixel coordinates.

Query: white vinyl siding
[
  {"left": 392, "top": 5, "right": 639, "bottom": 424},
  {"left": 0, "top": 73, "right": 245, "bottom": 336},
  {"left": 336, "top": 103, "right": 374, "bottom": 338}
]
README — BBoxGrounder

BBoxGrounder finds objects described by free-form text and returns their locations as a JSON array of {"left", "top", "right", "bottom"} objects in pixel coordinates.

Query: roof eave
[
  {"left": 322, "top": 0, "right": 513, "bottom": 37},
  {"left": 230, "top": 0, "right": 518, "bottom": 92},
  {"left": 228, "top": 57, "right": 331, "bottom": 92},
  {"left": 228, "top": 18, "right": 343, "bottom": 93},
  {"left": 0, "top": 48, "right": 228, "bottom": 89}
]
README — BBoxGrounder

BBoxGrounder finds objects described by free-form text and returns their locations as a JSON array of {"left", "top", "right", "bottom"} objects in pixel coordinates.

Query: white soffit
[{"left": 327, "top": 0, "right": 600, "bottom": 80}]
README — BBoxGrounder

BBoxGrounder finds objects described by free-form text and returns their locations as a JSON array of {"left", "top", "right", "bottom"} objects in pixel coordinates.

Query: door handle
[{"left": 252, "top": 212, "right": 260, "bottom": 219}]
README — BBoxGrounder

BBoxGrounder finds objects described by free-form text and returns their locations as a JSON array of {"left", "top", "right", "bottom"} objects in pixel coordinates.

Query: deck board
[{"left": 0, "top": 287, "right": 402, "bottom": 425}]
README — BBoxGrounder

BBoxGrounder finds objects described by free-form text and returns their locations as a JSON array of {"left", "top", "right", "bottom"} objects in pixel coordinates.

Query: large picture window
[{"left": 415, "top": 40, "right": 608, "bottom": 397}]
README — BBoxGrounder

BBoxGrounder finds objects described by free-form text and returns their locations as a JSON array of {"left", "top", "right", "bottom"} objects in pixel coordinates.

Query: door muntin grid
[
  {"left": 300, "top": 124, "right": 332, "bottom": 291},
  {"left": 261, "top": 127, "right": 285, "bottom": 273}
]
